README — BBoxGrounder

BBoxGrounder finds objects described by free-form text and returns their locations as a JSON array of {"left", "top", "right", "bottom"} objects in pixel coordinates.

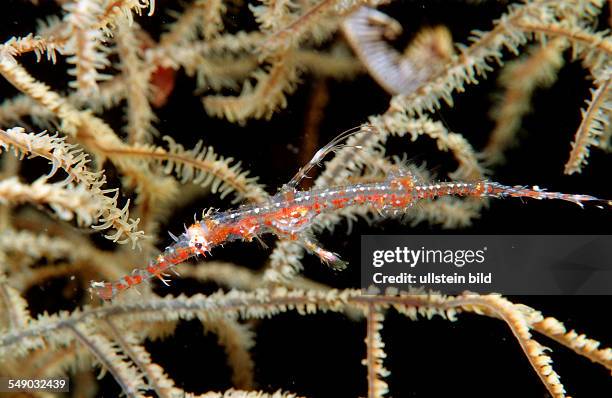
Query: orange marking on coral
[{"left": 150, "top": 66, "right": 176, "bottom": 108}]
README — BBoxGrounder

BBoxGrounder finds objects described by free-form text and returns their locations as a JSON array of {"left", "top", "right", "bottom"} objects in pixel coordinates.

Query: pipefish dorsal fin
[{"left": 282, "top": 124, "right": 377, "bottom": 192}]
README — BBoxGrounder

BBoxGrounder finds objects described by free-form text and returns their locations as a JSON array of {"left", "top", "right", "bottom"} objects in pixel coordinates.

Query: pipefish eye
[{"left": 195, "top": 242, "right": 203, "bottom": 249}]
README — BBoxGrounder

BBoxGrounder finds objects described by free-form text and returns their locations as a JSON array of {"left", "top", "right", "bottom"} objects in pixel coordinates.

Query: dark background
[{"left": 1, "top": 0, "right": 611, "bottom": 397}]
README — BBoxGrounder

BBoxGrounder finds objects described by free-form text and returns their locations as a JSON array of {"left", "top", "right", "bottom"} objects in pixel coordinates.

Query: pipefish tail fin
[{"left": 487, "top": 183, "right": 611, "bottom": 208}]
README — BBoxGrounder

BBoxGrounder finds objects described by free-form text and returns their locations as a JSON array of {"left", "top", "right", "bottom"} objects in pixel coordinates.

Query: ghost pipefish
[{"left": 89, "top": 126, "right": 610, "bottom": 300}]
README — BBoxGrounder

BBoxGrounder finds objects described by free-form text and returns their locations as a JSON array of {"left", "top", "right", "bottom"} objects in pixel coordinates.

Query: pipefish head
[{"left": 185, "top": 220, "right": 214, "bottom": 255}]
